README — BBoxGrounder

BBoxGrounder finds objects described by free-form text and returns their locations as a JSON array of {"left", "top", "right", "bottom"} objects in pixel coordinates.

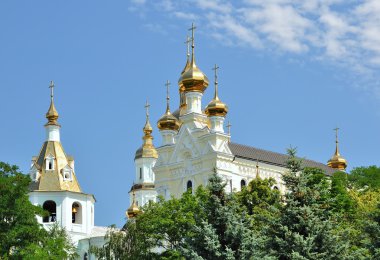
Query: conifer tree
[
  {"left": 263, "top": 149, "right": 352, "bottom": 260},
  {"left": 180, "top": 174, "right": 260, "bottom": 260}
]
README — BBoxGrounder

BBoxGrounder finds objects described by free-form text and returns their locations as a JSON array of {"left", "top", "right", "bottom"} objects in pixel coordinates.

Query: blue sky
[{"left": 1, "top": 0, "right": 380, "bottom": 227}]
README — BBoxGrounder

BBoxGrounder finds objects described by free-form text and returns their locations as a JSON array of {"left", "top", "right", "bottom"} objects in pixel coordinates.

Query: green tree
[
  {"left": 180, "top": 174, "right": 261, "bottom": 260},
  {"left": 0, "top": 162, "right": 77, "bottom": 259},
  {"left": 237, "top": 177, "right": 281, "bottom": 216},
  {"left": 349, "top": 165, "right": 380, "bottom": 189},
  {"left": 20, "top": 223, "right": 77, "bottom": 259},
  {"left": 263, "top": 149, "right": 354, "bottom": 260}
]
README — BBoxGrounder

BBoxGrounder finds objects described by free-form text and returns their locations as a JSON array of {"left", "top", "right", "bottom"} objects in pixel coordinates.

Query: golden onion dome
[
  {"left": 205, "top": 64, "right": 228, "bottom": 117},
  {"left": 45, "top": 81, "right": 60, "bottom": 126},
  {"left": 135, "top": 102, "right": 158, "bottom": 159},
  {"left": 126, "top": 190, "right": 140, "bottom": 219},
  {"left": 158, "top": 80, "right": 181, "bottom": 131},
  {"left": 205, "top": 97, "right": 228, "bottom": 117},
  {"left": 157, "top": 110, "right": 181, "bottom": 131},
  {"left": 178, "top": 61, "right": 209, "bottom": 93},
  {"left": 327, "top": 128, "right": 347, "bottom": 171}
]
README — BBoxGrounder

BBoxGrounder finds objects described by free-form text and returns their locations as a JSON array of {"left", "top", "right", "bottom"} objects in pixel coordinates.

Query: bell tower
[{"left": 28, "top": 81, "right": 97, "bottom": 245}]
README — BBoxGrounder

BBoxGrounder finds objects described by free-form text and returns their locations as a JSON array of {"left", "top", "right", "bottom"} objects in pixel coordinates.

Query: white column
[
  {"left": 209, "top": 116, "right": 225, "bottom": 133},
  {"left": 160, "top": 130, "right": 177, "bottom": 145},
  {"left": 185, "top": 92, "right": 203, "bottom": 114},
  {"left": 45, "top": 125, "right": 60, "bottom": 142}
]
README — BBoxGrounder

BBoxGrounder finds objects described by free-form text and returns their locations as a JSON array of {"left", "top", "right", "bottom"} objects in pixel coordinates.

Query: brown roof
[{"left": 228, "top": 142, "right": 336, "bottom": 176}]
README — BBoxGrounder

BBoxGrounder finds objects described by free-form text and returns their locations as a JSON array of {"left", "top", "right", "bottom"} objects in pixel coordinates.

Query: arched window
[
  {"left": 187, "top": 180, "right": 193, "bottom": 191},
  {"left": 45, "top": 154, "right": 55, "bottom": 170},
  {"left": 43, "top": 200, "right": 56, "bottom": 223},
  {"left": 72, "top": 202, "right": 82, "bottom": 224},
  {"left": 241, "top": 179, "right": 246, "bottom": 189},
  {"left": 139, "top": 168, "right": 142, "bottom": 179},
  {"left": 83, "top": 252, "right": 88, "bottom": 260}
]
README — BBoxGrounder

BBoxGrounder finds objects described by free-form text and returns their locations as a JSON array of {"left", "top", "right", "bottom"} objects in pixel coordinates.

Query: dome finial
[
  {"left": 45, "top": 80, "right": 60, "bottom": 126},
  {"left": 327, "top": 127, "right": 347, "bottom": 171},
  {"left": 212, "top": 64, "right": 220, "bottom": 100},
  {"left": 165, "top": 80, "right": 171, "bottom": 113},
  {"left": 189, "top": 23, "right": 196, "bottom": 66}
]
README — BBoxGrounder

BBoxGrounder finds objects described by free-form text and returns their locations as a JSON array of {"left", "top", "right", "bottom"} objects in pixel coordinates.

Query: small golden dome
[
  {"left": 327, "top": 154, "right": 347, "bottom": 171},
  {"left": 136, "top": 102, "right": 158, "bottom": 159},
  {"left": 157, "top": 80, "right": 181, "bottom": 131},
  {"left": 327, "top": 128, "right": 347, "bottom": 171},
  {"left": 126, "top": 190, "right": 140, "bottom": 219},
  {"left": 205, "top": 64, "right": 228, "bottom": 117},
  {"left": 157, "top": 111, "right": 181, "bottom": 131},
  {"left": 205, "top": 97, "right": 228, "bottom": 117},
  {"left": 45, "top": 81, "right": 60, "bottom": 126}
]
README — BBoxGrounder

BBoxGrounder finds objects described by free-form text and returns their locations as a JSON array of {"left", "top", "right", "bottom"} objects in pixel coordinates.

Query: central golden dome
[
  {"left": 178, "top": 62, "right": 209, "bottom": 93},
  {"left": 178, "top": 24, "right": 209, "bottom": 93}
]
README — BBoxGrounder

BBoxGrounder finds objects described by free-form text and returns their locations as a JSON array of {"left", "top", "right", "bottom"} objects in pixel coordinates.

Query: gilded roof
[
  {"left": 29, "top": 141, "right": 82, "bottom": 192},
  {"left": 228, "top": 142, "right": 337, "bottom": 176}
]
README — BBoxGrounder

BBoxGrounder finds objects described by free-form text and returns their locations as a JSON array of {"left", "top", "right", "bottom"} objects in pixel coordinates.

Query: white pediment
[{"left": 169, "top": 126, "right": 201, "bottom": 163}]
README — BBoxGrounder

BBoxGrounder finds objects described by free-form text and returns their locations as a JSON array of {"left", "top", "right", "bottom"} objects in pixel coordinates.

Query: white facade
[{"left": 29, "top": 191, "right": 96, "bottom": 243}]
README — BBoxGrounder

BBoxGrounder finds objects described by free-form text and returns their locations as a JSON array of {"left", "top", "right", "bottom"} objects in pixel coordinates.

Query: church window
[
  {"left": 43, "top": 200, "right": 56, "bottom": 223},
  {"left": 139, "top": 168, "right": 142, "bottom": 179},
  {"left": 84, "top": 253, "right": 88, "bottom": 260},
  {"left": 72, "top": 202, "right": 82, "bottom": 224},
  {"left": 241, "top": 179, "right": 246, "bottom": 189},
  {"left": 187, "top": 180, "right": 193, "bottom": 192},
  {"left": 62, "top": 168, "right": 72, "bottom": 181},
  {"left": 45, "top": 155, "right": 55, "bottom": 170}
]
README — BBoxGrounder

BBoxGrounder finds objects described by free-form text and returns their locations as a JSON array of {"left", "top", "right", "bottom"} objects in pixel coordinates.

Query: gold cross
[
  {"left": 334, "top": 127, "right": 339, "bottom": 142},
  {"left": 49, "top": 80, "right": 55, "bottom": 100},
  {"left": 226, "top": 121, "right": 231, "bottom": 135},
  {"left": 145, "top": 100, "right": 150, "bottom": 118},
  {"left": 184, "top": 35, "right": 191, "bottom": 57},
  {"left": 212, "top": 64, "right": 219, "bottom": 85},
  {"left": 165, "top": 80, "right": 171, "bottom": 107},
  {"left": 188, "top": 23, "right": 196, "bottom": 48}
]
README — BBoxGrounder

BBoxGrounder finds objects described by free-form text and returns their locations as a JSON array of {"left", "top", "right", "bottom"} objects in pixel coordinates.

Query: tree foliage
[
  {"left": 91, "top": 152, "right": 380, "bottom": 259},
  {"left": 0, "top": 162, "right": 77, "bottom": 259}
]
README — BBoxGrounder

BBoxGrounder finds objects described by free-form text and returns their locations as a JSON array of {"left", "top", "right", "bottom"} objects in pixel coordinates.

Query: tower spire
[
  {"left": 137, "top": 100, "right": 158, "bottom": 159},
  {"left": 45, "top": 81, "right": 60, "bottom": 126}
]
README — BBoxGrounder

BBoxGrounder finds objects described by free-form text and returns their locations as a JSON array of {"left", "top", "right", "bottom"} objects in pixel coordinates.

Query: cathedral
[
  {"left": 28, "top": 81, "right": 107, "bottom": 259},
  {"left": 25, "top": 24, "right": 347, "bottom": 259},
  {"left": 126, "top": 24, "right": 347, "bottom": 217}
]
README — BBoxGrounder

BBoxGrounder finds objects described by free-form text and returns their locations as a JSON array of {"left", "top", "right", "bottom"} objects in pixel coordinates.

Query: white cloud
[{"left": 129, "top": 0, "right": 380, "bottom": 95}]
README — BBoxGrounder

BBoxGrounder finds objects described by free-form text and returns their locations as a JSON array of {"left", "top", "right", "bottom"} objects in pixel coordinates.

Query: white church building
[
  {"left": 127, "top": 24, "right": 346, "bottom": 214},
  {"left": 28, "top": 81, "right": 107, "bottom": 259}
]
